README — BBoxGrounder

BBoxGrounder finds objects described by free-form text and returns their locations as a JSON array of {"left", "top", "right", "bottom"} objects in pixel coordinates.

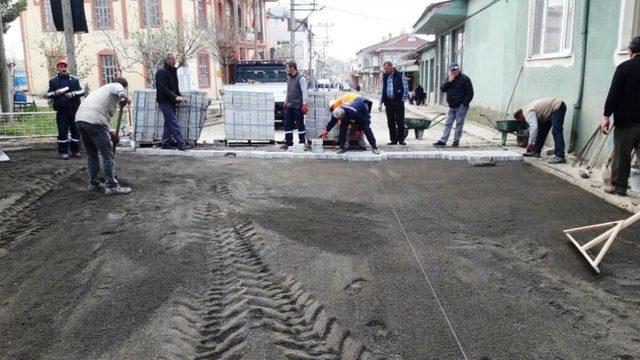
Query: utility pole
[
  {"left": 308, "top": 24, "right": 313, "bottom": 78},
  {"left": 253, "top": 0, "right": 260, "bottom": 59},
  {"left": 61, "top": 0, "right": 78, "bottom": 75},
  {"left": 289, "top": 0, "right": 295, "bottom": 59},
  {"left": 0, "top": 16, "right": 11, "bottom": 113}
]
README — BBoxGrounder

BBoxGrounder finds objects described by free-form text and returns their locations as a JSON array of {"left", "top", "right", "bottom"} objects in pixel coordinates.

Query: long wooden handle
[{"left": 112, "top": 105, "right": 125, "bottom": 154}]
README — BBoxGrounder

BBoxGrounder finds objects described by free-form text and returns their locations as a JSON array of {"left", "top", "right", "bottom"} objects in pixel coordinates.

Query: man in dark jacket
[
  {"left": 156, "top": 53, "right": 189, "bottom": 151},
  {"left": 47, "top": 58, "right": 84, "bottom": 159},
  {"left": 600, "top": 36, "right": 640, "bottom": 196},
  {"left": 378, "top": 61, "right": 408, "bottom": 145},
  {"left": 321, "top": 97, "right": 379, "bottom": 155},
  {"left": 433, "top": 63, "right": 474, "bottom": 147}
]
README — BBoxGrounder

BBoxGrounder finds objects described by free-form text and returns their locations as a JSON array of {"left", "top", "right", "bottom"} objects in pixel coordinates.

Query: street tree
[
  {"left": 0, "top": 0, "right": 27, "bottom": 112},
  {"left": 205, "top": 17, "right": 243, "bottom": 84},
  {"left": 1, "top": 0, "right": 26, "bottom": 33}
]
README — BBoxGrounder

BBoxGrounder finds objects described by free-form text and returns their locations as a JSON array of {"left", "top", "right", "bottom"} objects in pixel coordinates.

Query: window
[
  {"left": 452, "top": 27, "right": 464, "bottom": 66},
  {"left": 140, "top": 0, "right": 161, "bottom": 27},
  {"left": 197, "top": 52, "right": 210, "bottom": 88},
  {"left": 99, "top": 54, "right": 117, "bottom": 85},
  {"left": 529, "top": 0, "right": 574, "bottom": 58},
  {"left": 195, "top": 0, "right": 207, "bottom": 28},
  {"left": 42, "top": 0, "right": 55, "bottom": 31},
  {"left": 225, "top": 1, "right": 232, "bottom": 29},
  {"left": 94, "top": 0, "right": 112, "bottom": 29},
  {"left": 618, "top": 0, "right": 640, "bottom": 52}
]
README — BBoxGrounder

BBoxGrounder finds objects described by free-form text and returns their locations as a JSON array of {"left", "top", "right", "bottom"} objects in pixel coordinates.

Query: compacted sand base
[{"left": 1, "top": 148, "right": 639, "bottom": 359}]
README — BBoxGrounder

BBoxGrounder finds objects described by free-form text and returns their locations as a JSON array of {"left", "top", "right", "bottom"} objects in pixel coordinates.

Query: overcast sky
[
  {"left": 3, "top": 0, "right": 433, "bottom": 62},
  {"left": 271, "top": 0, "right": 432, "bottom": 61}
]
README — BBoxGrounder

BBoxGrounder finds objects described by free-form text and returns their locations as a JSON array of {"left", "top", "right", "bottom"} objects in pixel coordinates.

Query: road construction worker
[
  {"left": 75, "top": 78, "right": 131, "bottom": 195},
  {"left": 329, "top": 92, "right": 360, "bottom": 112},
  {"left": 514, "top": 97, "right": 567, "bottom": 164},
  {"left": 329, "top": 92, "right": 368, "bottom": 149},
  {"left": 47, "top": 58, "right": 84, "bottom": 159},
  {"left": 281, "top": 60, "right": 309, "bottom": 150},
  {"left": 321, "top": 97, "right": 379, "bottom": 155}
]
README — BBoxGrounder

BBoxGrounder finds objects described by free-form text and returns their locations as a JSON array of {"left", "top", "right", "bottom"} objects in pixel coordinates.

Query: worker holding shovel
[{"left": 75, "top": 78, "right": 131, "bottom": 195}]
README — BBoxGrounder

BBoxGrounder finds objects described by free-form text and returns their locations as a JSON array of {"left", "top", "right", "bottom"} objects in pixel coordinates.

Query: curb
[{"left": 132, "top": 148, "right": 523, "bottom": 162}]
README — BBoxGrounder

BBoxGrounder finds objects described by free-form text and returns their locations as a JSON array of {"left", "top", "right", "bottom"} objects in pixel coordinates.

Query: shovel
[{"left": 112, "top": 104, "right": 125, "bottom": 155}]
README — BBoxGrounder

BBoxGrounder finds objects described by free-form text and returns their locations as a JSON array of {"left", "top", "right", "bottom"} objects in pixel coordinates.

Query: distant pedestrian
[
  {"left": 514, "top": 97, "right": 567, "bottom": 164},
  {"left": 414, "top": 84, "right": 425, "bottom": 106},
  {"left": 281, "top": 60, "right": 309, "bottom": 150},
  {"left": 600, "top": 36, "right": 640, "bottom": 196},
  {"left": 156, "top": 52, "right": 190, "bottom": 151},
  {"left": 378, "top": 61, "right": 408, "bottom": 145},
  {"left": 75, "top": 78, "right": 131, "bottom": 195},
  {"left": 433, "top": 63, "right": 474, "bottom": 147},
  {"left": 47, "top": 58, "right": 84, "bottom": 159}
]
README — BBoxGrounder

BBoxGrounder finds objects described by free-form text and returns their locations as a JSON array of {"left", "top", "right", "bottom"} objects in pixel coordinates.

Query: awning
[
  {"left": 397, "top": 64, "right": 420, "bottom": 72},
  {"left": 413, "top": 0, "right": 467, "bottom": 36}
]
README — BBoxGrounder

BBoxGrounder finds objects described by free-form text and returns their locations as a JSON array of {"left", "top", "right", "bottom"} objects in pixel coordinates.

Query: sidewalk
[{"left": 402, "top": 100, "right": 640, "bottom": 214}]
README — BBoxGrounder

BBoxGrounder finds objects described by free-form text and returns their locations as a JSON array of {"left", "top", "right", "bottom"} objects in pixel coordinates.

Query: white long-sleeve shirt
[
  {"left": 75, "top": 83, "right": 127, "bottom": 127},
  {"left": 525, "top": 110, "right": 538, "bottom": 143}
]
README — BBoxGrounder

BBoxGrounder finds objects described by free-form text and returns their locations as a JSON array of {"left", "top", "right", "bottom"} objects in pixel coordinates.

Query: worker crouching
[{"left": 321, "top": 97, "right": 379, "bottom": 155}]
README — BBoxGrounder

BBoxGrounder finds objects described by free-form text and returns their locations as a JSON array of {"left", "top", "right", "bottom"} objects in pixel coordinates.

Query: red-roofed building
[{"left": 354, "top": 34, "right": 428, "bottom": 94}]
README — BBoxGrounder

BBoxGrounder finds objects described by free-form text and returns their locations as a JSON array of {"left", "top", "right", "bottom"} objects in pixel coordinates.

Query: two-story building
[
  {"left": 354, "top": 34, "right": 428, "bottom": 94},
  {"left": 413, "top": 0, "right": 640, "bottom": 154},
  {"left": 20, "top": 0, "right": 273, "bottom": 99},
  {"left": 265, "top": 5, "right": 312, "bottom": 73}
]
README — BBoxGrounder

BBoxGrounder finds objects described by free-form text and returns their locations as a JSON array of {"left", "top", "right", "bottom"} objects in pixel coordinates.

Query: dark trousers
[
  {"left": 159, "top": 102, "right": 185, "bottom": 145},
  {"left": 532, "top": 102, "right": 567, "bottom": 157},
  {"left": 338, "top": 119, "right": 376, "bottom": 150},
  {"left": 56, "top": 108, "right": 80, "bottom": 154},
  {"left": 612, "top": 122, "right": 640, "bottom": 190},
  {"left": 385, "top": 99, "right": 405, "bottom": 143},
  {"left": 77, "top": 121, "right": 118, "bottom": 188},
  {"left": 284, "top": 107, "right": 306, "bottom": 146}
]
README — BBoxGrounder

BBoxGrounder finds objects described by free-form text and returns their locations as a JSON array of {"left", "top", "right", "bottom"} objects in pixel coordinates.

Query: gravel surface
[{"left": 1, "top": 148, "right": 639, "bottom": 359}]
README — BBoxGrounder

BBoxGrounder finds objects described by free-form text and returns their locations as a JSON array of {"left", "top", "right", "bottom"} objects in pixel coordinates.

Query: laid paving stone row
[{"left": 134, "top": 147, "right": 523, "bottom": 162}]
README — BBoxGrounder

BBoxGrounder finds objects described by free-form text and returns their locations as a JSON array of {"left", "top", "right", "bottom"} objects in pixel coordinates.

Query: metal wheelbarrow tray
[{"left": 404, "top": 117, "right": 432, "bottom": 140}]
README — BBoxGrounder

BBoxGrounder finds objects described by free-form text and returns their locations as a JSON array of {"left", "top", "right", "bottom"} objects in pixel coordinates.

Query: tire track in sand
[{"left": 165, "top": 202, "right": 374, "bottom": 359}]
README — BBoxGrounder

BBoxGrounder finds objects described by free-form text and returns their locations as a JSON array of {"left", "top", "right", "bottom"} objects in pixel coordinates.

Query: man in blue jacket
[
  {"left": 47, "top": 58, "right": 84, "bottom": 159},
  {"left": 321, "top": 97, "right": 379, "bottom": 154},
  {"left": 156, "top": 53, "right": 189, "bottom": 151},
  {"left": 378, "top": 61, "right": 408, "bottom": 145},
  {"left": 433, "top": 63, "right": 474, "bottom": 147}
]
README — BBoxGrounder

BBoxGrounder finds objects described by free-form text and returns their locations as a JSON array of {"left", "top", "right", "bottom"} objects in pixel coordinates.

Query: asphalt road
[{"left": 1, "top": 149, "right": 639, "bottom": 359}]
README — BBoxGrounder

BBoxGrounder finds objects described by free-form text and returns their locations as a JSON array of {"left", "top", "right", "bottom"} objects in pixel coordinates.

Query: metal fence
[{"left": 0, "top": 111, "right": 58, "bottom": 138}]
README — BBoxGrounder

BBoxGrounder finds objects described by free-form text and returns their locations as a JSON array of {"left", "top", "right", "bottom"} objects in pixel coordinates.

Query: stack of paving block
[
  {"left": 224, "top": 91, "right": 275, "bottom": 143},
  {"left": 305, "top": 91, "right": 338, "bottom": 141},
  {"left": 132, "top": 90, "right": 210, "bottom": 146}
]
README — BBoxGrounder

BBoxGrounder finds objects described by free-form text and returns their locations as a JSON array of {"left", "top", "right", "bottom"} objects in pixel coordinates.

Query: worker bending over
[
  {"left": 75, "top": 78, "right": 131, "bottom": 195},
  {"left": 514, "top": 97, "right": 567, "bottom": 164},
  {"left": 321, "top": 97, "right": 379, "bottom": 154}
]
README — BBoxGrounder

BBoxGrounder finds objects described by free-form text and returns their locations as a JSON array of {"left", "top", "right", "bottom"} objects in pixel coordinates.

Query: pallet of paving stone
[
  {"left": 132, "top": 90, "right": 210, "bottom": 146},
  {"left": 305, "top": 91, "right": 339, "bottom": 141},
  {"left": 223, "top": 91, "right": 275, "bottom": 144}
]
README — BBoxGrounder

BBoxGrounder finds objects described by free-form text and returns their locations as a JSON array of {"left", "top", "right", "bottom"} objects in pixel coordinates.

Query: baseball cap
[
  {"left": 449, "top": 63, "right": 460, "bottom": 70},
  {"left": 56, "top": 59, "right": 69, "bottom": 67}
]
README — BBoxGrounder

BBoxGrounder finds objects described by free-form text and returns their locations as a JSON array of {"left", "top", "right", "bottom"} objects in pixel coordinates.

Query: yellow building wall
[{"left": 21, "top": 0, "right": 224, "bottom": 100}]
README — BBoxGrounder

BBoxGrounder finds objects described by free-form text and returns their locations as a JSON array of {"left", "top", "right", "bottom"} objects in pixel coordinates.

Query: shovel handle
[{"left": 112, "top": 105, "right": 125, "bottom": 154}]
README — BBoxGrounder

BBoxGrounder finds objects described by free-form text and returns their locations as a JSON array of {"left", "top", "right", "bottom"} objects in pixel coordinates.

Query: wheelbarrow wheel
[
  {"left": 501, "top": 132, "right": 508, "bottom": 146},
  {"left": 415, "top": 128, "right": 425, "bottom": 140}
]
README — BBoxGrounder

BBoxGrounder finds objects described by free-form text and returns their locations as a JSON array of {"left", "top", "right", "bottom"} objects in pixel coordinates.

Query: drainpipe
[{"left": 569, "top": 0, "right": 591, "bottom": 153}]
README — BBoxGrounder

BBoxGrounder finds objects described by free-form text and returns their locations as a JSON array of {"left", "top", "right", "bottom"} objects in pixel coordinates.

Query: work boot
[
  {"left": 523, "top": 152, "right": 541, "bottom": 158},
  {"left": 372, "top": 147, "right": 380, "bottom": 155},
  {"left": 336, "top": 148, "right": 347, "bottom": 155},
  {"left": 433, "top": 140, "right": 446, "bottom": 147},
  {"left": 399, "top": 141, "right": 407, "bottom": 145},
  {"left": 105, "top": 185, "right": 132, "bottom": 195},
  {"left": 280, "top": 144, "right": 289, "bottom": 150},
  {"left": 60, "top": 153, "right": 70, "bottom": 160},
  {"left": 548, "top": 156, "right": 566, "bottom": 164},
  {"left": 88, "top": 183, "right": 106, "bottom": 191},
  {"left": 303, "top": 142, "right": 311, "bottom": 151},
  {"left": 387, "top": 142, "right": 397, "bottom": 145},
  {"left": 71, "top": 152, "right": 82, "bottom": 158},
  {"left": 452, "top": 140, "right": 460, "bottom": 147},
  {"left": 604, "top": 185, "right": 627, "bottom": 196},
  {"left": 178, "top": 144, "right": 191, "bottom": 151}
]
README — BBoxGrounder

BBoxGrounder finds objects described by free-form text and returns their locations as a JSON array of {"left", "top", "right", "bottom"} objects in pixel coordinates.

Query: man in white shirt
[
  {"left": 75, "top": 78, "right": 131, "bottom": 195},
  {"left": 514, "top": 97, "right": 567, "bottom": 164}
]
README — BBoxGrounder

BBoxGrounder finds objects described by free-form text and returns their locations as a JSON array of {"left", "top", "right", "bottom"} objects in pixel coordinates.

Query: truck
[{"left": 222, "top": 60, "right": 289, "bottom": 121}]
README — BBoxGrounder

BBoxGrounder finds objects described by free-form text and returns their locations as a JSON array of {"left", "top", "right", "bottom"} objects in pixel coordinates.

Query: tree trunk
[
  {"left": 0, "top": 16, "right": 12, "bottom": 113},
  {"left": 61, "top": 0, "right": 78, "bottom": 75}
]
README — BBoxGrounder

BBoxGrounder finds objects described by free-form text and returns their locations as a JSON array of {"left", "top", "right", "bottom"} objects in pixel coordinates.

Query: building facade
[
  {"left": 265, "top": 5, "right": 311, "bottom": 72},
  {"left": 354, "top": 34, "right": 428, "bottom": 94},
  {"left": 413, "top": 0, "right": 640, "bottom": 154},
  {"left": 20, "top": 0, "right": 271, "bottom": 99}
]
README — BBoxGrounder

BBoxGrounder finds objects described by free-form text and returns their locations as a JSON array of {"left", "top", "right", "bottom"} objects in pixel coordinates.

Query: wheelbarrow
[
  {"left": 480, "top": 114, "right": 528, "bottom": 146},
  {"left": 403, "top": 113, "right": 446, "bottom": 140}
]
